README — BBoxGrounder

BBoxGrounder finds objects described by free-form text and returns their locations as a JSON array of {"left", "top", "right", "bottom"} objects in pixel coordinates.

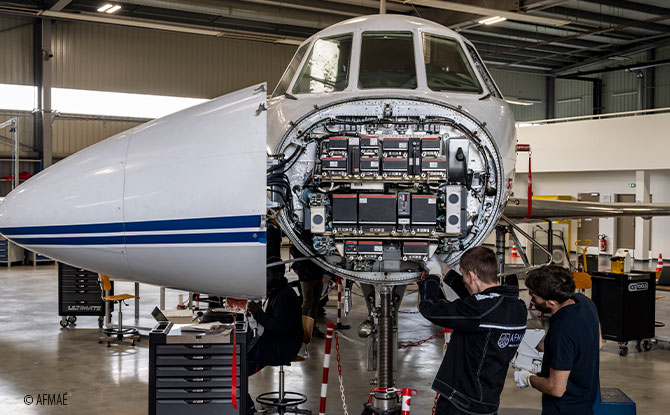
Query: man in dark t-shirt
[{"left": 515, "top": 265, "right": 602, "bottom": 415}]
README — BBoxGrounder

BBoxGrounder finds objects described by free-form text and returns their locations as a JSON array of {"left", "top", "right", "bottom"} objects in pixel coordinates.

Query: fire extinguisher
[{"left": 599, "top": 234, "right": 607, "bottom": 252}]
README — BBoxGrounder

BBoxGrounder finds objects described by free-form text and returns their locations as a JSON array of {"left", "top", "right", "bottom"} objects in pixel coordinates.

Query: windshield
[
  {"left": 422, "top": 34, "right": 482, "bottom": 94},
  {"left": 272, "top": 42, "right": 310, "bottom": 98},
  {"left": 359, "top": 32, "right": 417, "bottom": 89},
  {"left": 292, "top": 34, "right": 353, "bottom": 94}
]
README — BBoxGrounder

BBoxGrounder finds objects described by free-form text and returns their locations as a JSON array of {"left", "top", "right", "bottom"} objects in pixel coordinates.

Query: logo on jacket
[
  {"left": 498, "top": 333, "right": 510, "bottom": 348},
  {"left": 497, "top": 332, "right": 524, "bottom": 348}
]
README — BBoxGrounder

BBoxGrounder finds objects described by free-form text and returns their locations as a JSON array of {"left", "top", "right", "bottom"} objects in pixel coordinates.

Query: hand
[
  {"left": 514, "top": 370, "right": 532, "bottom": 389},
  {"left": 247, "top": 301, "right": 262, "bottom": 316},
  {"left": 423, "top": 256, "right": 447, "bottom": 277}
]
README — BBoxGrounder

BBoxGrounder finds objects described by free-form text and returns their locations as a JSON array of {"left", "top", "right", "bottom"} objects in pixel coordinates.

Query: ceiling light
[
  {"left": 557, "top": 97, "right": 582, "bottom": 104},
  {"left": 478, "top": 16, "right": 507, "bottom": 25},
  {"left": 97, "top": 4, "right": 113, "bottom": 12},
  {"left": 106, "top": 5, "right": 121, "bottom": 13},
  {"left": 611, "top": 91, "right": 638, "bottom": 97}
]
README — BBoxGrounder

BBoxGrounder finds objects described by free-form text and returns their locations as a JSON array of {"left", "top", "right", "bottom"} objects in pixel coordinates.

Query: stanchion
[
  {"left": 336, "top": 277, "right": 350, "bottom": 329},
  {"left": 400, "top": 388, "right": 417, "bottom": 415},
  {"left": 319, "top": 322, "right": 335, "bottom": 415}
]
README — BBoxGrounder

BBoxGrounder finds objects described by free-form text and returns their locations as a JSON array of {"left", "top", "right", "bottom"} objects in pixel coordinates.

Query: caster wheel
[
  {"left": 643, "top": 340, "right": 652, "bottom": 352},
  {"left": 635, "top": 341, "right": 643, "bottom": 353},
  {"left": 132, "top": 341, "right": 136, "bottom": 346},
  {"left": 618, "top": 346, "right": 628, "bottom": 356},
  {"left": 107, "top": 343, "right": 111, "bottom": 347},
  {"left": 60, "top": 320, "right": 68, "bottom": 328},
  {"left": 99, "top": 340, "right": 103, "bottom": 344},
  {"left": 98, "top": 321, "right": 103, "bottom": 329},
  {"left": 67, "top": 316, "right": 77, "bottom": 324}
]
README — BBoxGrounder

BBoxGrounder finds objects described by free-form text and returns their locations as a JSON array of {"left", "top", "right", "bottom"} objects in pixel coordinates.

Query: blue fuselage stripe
[
  {"left": 12, "top": 231, "right": 266, "bottom": 246},
  {"left": 0, "top": 215, "right": 262, "bottom": 236}
]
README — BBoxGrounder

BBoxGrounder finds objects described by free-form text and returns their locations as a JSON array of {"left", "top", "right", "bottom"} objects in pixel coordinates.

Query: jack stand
[{"left": 361, "top": 286, "right": 400, "bottom": 415}]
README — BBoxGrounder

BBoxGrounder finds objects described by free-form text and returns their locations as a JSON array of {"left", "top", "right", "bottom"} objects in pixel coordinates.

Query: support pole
[
  {"left": 496, "top": 225, "right": 507, "bottom": 275},
  {"left": 134, "top": 282, "right": 140, "bottom": 320},
  {"left": 34, "top": 18, "right": 53, "bottom": 169},
  {"left": 159, "top": 287, "right": 166, "bottom": 310}
]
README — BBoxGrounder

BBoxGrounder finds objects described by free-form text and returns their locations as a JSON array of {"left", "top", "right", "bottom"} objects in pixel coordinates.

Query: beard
[{"left": 532, "top": 301, "right": 552, "bottom": 313}]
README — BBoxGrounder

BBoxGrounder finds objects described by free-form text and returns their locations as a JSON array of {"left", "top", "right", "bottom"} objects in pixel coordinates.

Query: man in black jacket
[
  {"left": 419, "top": 246, "right": 527, "bottom": 415},
  {"left": 246, "top": 256, "right": 303, "bottom": 413}
]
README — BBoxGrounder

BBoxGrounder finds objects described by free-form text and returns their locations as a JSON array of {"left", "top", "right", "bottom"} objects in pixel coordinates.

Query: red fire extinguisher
[{"left": 599, "top": 234, "right": 607, "bottom": 252}]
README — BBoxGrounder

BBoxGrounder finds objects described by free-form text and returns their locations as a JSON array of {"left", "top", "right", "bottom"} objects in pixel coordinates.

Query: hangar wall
[{"left": 513, "top": 113, "right": 670, "bottom": 257}]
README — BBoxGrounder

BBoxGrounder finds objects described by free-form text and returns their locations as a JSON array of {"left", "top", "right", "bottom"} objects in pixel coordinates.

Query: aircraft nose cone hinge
[{"left": 256, "top": 103, "right": 267, "bottom": 116}]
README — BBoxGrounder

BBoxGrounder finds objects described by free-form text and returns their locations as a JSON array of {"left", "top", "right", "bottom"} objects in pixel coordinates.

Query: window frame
[
  {"left": 421, "top": 32, "right": 484, "bottom": 95},
  {"left": 357, "top": 31, "right": 419, "bottom": 91},
  {"left": 291, "top": 33, "right": 354, "bottom": 95}
]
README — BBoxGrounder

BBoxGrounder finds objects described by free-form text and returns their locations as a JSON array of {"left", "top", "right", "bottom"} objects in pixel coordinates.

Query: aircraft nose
[{"left": 0, "top": 131, "right": 132, "bottom": 274}]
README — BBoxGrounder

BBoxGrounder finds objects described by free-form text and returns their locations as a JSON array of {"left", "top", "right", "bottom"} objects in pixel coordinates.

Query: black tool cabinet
[
  {"left": 591, "top": 271, "right": 656, "bottom": 356},
  {"left": 58, "top": 262, "right": 111, "bottom": 328},
  {"left": 149, "top": 320, "right": 248, "bottom": 415}
]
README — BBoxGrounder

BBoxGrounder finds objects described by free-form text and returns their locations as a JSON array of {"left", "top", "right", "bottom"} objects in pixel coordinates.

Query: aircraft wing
[{"left": 504, "top": 197, "right": 670, "bottom": 222}]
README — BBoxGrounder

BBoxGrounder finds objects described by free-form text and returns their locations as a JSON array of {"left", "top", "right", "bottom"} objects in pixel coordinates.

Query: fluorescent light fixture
[
  {"left": 106, "top": 5, "right": 121, "bottom": 14},
  {"left": 516, "top": 122, "right": 537, "bottom": 128},
  {"left": 274, "top": 38, "right": 303, "bottom": 46},
  {"left": 52, "top": 88, "right": 207, "bottom": 118},
  {"left": 505, "top": 98, "right": 533, "bottom": 106},
  {"left": 97, "top": 4, "right": 113, "bottom": 12},
  {"left": 479, "top": 16, "right": 507, "bottom": 25},
  {"left": 0, "top": 84, "right": 36, "bottom": 111},
  {"left": 557, "top": 97, "right": 582, "bottom": 104},
  {"left": 611, "top": 91, "right": 638, "bottom": 97},
  {"left": 404, "top": 1, "right": 570, "bottom": 26}
]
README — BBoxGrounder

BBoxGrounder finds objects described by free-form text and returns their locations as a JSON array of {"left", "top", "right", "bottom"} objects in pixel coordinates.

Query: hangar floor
[{"left": 1, "top": 262, "right": 670, "bottom": 414}]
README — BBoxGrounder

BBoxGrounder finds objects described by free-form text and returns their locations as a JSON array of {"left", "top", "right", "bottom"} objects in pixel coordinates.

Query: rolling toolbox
[
  {"left": 58, "top": 262, "right": 111, "bottom": 328},
  {"left": 149, "top": 320, "right": 248, "bottom": 415},
  {"left": 591, "top": 271, "right": 655, "bottom": 356}
]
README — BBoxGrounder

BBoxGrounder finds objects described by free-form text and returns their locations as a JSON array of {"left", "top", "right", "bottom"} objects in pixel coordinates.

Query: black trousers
[{"left": 435, "top": 396, "right": 498, "bottom": 415}]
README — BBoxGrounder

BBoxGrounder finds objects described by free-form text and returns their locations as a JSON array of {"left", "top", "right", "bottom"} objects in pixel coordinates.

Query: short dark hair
[
  {"left": 267, "top": 256, "right": 286, "bottom": 279},
  {"left": 459, "top": 246, "right": 498, "bottom": 284},
  {"left": 525, "top": 265, "right": 575, "bottom": 303}
]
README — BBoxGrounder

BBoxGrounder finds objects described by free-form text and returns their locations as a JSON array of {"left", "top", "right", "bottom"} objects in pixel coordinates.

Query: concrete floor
[{"left": 1, "top": 262, "right": 670, "bottom": 414}]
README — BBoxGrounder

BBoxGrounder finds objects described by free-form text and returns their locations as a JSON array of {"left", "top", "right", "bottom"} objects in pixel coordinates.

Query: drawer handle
[
  {"left": 189, "top": 389, "right": 209, "bottom": 393},
  {"left": 190, "top": 345, "right": 205, "bottom": 349},
  {"left": 189, "top": 367, "right": 211, "bottom": 371},
  {"left": 186, "top": 399, "right": 211, "bottom": 404},
  {"left": 190, "top": 356, "right": 206, "bottom": 360}
]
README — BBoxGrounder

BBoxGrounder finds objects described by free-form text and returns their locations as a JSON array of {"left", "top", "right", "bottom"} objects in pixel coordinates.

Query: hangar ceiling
[{"left": 1, "top": 0, "right": 669, "bottom": 75}]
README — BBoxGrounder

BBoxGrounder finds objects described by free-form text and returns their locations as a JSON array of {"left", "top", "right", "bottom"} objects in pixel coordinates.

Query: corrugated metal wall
[
  {"left": 555, "top": 78, "right": 592, "bottom": 118},
  {"left": 53, "top": 118, "right": 144, "bottom": 156},
  {"left": 52, "top": 20, "right": 296, "bottom": 98},
  {"left": 654, "top": 46, "right": 670, "bottom": 109},
  {"left": 489, "top": 69, "right": 546, "bottom": 121},
  {"left": 0, "top": 16, "right": 33, "bottom": 85}
]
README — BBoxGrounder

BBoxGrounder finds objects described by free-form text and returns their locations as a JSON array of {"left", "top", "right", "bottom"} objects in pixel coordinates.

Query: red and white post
[
  {"left": 656, "top": 253, "right": 663, "bottom": 277},
  {"left": 400, "top": 388, "right": 417, "bottom": 415},
  {"left": 319, "top": 322, "right": 335, "bottom": 415}
]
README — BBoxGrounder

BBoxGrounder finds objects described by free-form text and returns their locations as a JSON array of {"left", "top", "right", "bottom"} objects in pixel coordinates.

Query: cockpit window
[
  {"left": 292, "top": 34, "right": 353, "bottom": 94},
  {"left": 422, "top": 34, "right": 482, "bottom": 94},
  {"left": 272, "top": 42, "right": 310, "bottom": 98},
  {"left": 359, "top": 32, "right": 417, "bottom": 89}
]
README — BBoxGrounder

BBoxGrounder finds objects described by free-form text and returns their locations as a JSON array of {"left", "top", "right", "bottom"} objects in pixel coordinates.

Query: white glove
[
  {"left": 423, "top": 256, "right": 445, "bottom": 276},
  {"left": 514, "top": 370, "right": 532, "bottom": 389}
]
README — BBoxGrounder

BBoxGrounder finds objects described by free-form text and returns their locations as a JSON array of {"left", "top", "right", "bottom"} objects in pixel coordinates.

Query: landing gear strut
[{"left": 362, "top": 286, "right": 400, "bottom": 415}]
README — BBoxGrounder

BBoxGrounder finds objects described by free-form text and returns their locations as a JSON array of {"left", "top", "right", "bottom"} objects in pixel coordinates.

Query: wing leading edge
[{"left": 504, "top": 198, "right": 670, "bottom": 222}]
